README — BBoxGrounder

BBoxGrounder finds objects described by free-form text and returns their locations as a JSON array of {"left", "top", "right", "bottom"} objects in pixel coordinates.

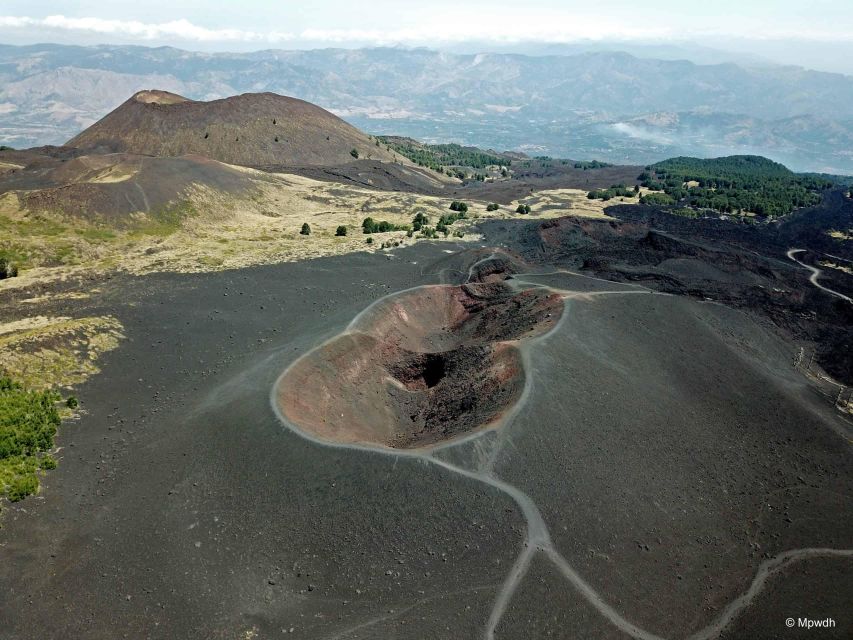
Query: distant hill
[
  {"left": 67, "top": 90, "right": 400, "bottom": 167},
  {"left": 3, "top": 44, "right": 853, "bottom": 171},
  {"left": 636, "top": 155, "right": 831, "bottom": 216}
]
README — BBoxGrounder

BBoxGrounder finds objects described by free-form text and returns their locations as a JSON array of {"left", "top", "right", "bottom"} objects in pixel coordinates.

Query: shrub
[
  {"left": 0, "top": 257, "right": 18, "bottom": 280},
  {"left": 486, "top": 203, "right": 499, "bottom": 211},
  {"left": 516, "top": 204, "right": 531, "bottom": 214},
  {"left": 300, "top": 223, "right": 311, "bottom": 236},
  {"left": 449, "top": 201, "right": 468, "bottom": 213},
  {"left": 362, "top": 218, "right": 407, "bottom": 234},
  {"left": 335, "top": 225, "right": 348, "bottom": 236},
  {"left": 40, "top": 454, "right": 57, "bottom": 470},
  {"left": 65, "top": 396, "right": 79, "bottom": 409},
  {"left": 412, "top": 212, "right": 429, "bottom": 231},
  {"left": 8, "top": 474, "right": 38, "bottom": 502},
  {"left": 350, "top": 148, "right": 359, "bottom": 159},
  {"left": 639, "top": 193, "right": 676, "bottom": 206},
  {"left": 366, "top": 237, "right": 374, "bottom": 244}
]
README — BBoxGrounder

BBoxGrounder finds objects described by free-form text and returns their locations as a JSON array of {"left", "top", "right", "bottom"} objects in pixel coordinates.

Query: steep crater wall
[{"left": 276, "top": 281, "right": 563, "bottom": 449}]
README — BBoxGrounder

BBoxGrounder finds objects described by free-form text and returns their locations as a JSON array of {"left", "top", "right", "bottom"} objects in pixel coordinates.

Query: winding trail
[
  {"left": 788, "top": 248, "right": 853, "bottom": 303},
  {"left": 270, "top": 259, "right": 852, "bottom": 640},
  {"left": 685, "top": 548, "right": 853, "bottom": 640}
]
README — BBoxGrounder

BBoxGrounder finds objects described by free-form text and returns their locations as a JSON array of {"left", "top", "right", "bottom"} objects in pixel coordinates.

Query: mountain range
[{"left": 2, "top": 43, "right": 853, "bottom": 173}]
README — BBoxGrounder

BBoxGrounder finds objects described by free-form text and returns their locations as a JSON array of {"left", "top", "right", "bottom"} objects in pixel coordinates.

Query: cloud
[
  {"left": 0, "top": 13, "right": 676, "bottom": 45},
  {"left": 1, "top": 13, "right": 852, "bottom": 46},
  {"left": 0, "top": 15, "right": 293, "bottom": 43}
]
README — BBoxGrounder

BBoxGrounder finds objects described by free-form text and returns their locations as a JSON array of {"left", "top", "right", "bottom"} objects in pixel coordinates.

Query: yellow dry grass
[
  {"left": 819, "top": 260, "right": 853, "bottom": 275},
  {"left": 0, "top": 169, "right": 643, "bottom": 290},
  {"left": 87, "top": 165, "right": 139, "bottom": 183},
  {"left": 0, "top": 315, "right": 124, "bottom": 390}
]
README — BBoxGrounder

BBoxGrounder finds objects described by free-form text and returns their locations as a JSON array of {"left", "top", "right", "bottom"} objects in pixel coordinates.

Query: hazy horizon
[{"left": 3, "top": 0, "right": 853, "bottom": 74}]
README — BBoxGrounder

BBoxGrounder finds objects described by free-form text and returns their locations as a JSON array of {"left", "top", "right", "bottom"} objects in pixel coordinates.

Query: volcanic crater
[{"left": 276, "top": 279, "right": 563, "bottom": 449}]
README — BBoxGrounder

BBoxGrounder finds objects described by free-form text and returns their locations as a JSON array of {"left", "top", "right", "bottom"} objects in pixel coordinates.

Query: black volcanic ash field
[{"left": 0, "top": 221, "right": 851, "bottom": 639}]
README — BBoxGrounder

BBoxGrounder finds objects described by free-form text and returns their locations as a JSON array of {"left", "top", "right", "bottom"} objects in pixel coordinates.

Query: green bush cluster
[
  {"left": 515, "top": 204, "right": 532, "bottom": 214},
  {"left": 639, "top": 193, "right": 676, "bottom": 206},
  {"left": 300, "top": 223, "right": 311, "bottom": 236},
  {"left": 436, "top": 207, "right": 468, "bottom": 235},
  {"left": 587, "top": 185, "right": 637, "bottom": 201},
  {"left": 0, "top": 377, "right": 64, "bottom": 509},
  {"left": 335, "top": 225, "right": 348, "bottom": 236},
  {"left": 361, "top": 217, "right": 409, "bottom": 234},
  {"left": 411, "top": 212, "right": 429, "bottom": 231},
  {"left": 486, "top": 203, "right": 499, "bottom": 211},
  {"left": 449, "top": 201, "right": 468, "bottom": 213},
  {"left": 573, "top": 160, "right": 613, "bottom": 169}
]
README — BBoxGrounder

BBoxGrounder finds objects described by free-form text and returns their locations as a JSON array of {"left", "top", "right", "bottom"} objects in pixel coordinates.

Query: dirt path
[
  {"left": 272, "top": 258, "right": 852, "bottom": 639},
  {"left": 788, "top": 248, "right": 853, "bottom": 303}
]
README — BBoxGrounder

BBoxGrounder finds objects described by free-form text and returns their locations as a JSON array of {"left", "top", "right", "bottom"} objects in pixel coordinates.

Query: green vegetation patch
[
  {"left": 0, "top": 377, "right": 62, "bottom": 510},
  {"left": 588, "top": 185, "right": 638, "bottom": 201},
  {"left": 639, "top": 156, "right": 830, "bottom": 217},
  {"left": 75, "top": 227, "right": 117, "bottom": 241},
  {"left": 435, "top": 207, "right": 468, "bottom": 236},
  {"left": 0, "top": 212, "right": 67, "bottom": 238},
  {"left": 137, "top": 199, "right": 198, "bottom": 236},
  {"left": 378, "top": 138, "right": 507, "bottom": 172},
  {"left": 639, "top": 192, "right": 676, "bottom": 206},
  {"left": 151, "top": 199, "right": 198, "bottom": 225},
  {"left": 361, "top": 217, "right": 409, "bottom": 234},
  {"left": 573, "top": 160, "right": 613, "bottom": 170}
]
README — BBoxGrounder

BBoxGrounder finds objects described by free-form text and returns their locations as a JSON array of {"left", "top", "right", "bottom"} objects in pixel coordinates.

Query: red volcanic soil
[{"left": 277, "top": 281, "right": 563, "bottom": 449}]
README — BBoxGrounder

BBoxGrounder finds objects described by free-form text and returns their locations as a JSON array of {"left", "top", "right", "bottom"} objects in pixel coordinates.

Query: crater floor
[{"left": 276, "top": 276, "right": 563, "bottom": 449}]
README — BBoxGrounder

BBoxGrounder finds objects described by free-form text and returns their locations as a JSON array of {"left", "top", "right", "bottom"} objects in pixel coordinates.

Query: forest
[
  {"left": 377, "top": 137, "right": 507, "bottom": 171},
  {"left": 638, "top": 156, "right": 831, "bottom": 217}
]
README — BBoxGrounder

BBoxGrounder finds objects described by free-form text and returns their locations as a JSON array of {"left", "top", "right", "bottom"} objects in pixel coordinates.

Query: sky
[{"left": 1, "top": 1, "right": 852, "bottom": 72}]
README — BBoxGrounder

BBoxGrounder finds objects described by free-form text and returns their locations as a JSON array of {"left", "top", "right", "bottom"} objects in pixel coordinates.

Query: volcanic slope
[
  {"left": 0, "top": 151, "right": 256, "bottom": 220},
  {"left": 67, "top": 90, "right": 403, "bottom": 167}
]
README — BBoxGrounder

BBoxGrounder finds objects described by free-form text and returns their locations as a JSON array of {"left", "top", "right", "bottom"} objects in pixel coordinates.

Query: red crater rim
[{"left": 275, "top": 279, "right": 563, "bottom": 450}]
